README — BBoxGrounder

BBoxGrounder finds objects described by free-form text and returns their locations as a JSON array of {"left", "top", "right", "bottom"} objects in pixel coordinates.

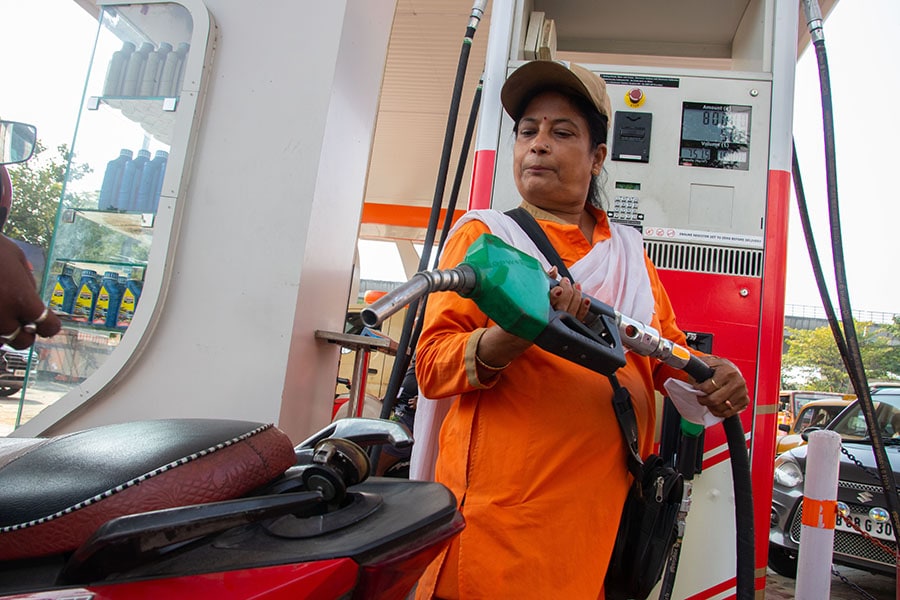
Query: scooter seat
[{"left": 0, "top": 419, "right": 296, "bottom": 561}]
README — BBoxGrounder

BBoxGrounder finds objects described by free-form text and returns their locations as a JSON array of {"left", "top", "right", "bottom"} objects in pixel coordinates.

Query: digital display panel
[
  {"left": 680, "top": 147, "right": 711, "bottom": 161},
  {"left": 679, "top": 102, "right": 751, "bottom": 170},
  {"left": 615, "top": 181, "right": 641, "bottom": 190}
]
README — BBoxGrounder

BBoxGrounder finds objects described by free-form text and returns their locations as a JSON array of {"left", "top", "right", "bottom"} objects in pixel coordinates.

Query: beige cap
[{"left": 501, "top": 60, "right": 612, "bottom": 121}]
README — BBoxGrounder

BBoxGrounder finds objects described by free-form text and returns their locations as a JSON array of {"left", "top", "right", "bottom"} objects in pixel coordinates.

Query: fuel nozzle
[
  {"left": 361, "top": 265, "right": 477, "bottom": 328},
  {"left": 617, "top": 313, "right": 689, "bottom": 366},
  {"left": 615, "top": 313, "right": 713, "bottom": 382}
]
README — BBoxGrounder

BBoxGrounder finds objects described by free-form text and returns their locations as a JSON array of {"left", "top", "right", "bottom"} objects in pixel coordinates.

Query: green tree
[
  {"left": 781, "top": 319, "right": 900, "bottom": 392},
  {"left": 5, "top": 141, "right": 91, "bottom": 250}
]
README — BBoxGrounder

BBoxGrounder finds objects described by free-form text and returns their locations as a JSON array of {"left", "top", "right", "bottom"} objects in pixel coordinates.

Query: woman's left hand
[
  {"left": 694, "top": 355, "right": 750, "bottom": 418},
  {"left": 547, "top": 266, "right": 591, "bottom": 322}
]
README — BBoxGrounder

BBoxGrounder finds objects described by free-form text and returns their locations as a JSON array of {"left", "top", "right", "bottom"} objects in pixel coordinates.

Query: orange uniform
[{"left": 415, "top": 203, "right": 690, "bottom": 599}]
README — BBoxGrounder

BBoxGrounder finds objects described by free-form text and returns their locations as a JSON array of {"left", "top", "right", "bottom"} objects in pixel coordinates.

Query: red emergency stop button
[{"left": 626, "top": 88, "right": 645, "bottom": 107}]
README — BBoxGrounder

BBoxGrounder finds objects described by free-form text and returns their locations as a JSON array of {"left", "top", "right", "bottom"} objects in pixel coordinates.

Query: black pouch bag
[{"left": 605, "top": 454, "right": 683, "bottom": 600}]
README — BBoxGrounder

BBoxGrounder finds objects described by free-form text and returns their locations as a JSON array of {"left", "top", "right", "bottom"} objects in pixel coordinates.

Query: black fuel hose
[
  {"left": 799, "top": 0, "right": 900, "bottom": 549},
  {"left": 370, "top": 2, "right": 487, "bottom": 468},
  {"left": 686, "top": 365, "right": 754, "bottom": 600},
  {"left": 724, "top": 415, "right": 754, "bottom": 600}
]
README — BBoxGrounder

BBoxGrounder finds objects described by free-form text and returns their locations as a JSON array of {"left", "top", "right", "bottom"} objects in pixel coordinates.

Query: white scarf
[{"left": 451, "top": 209, "right": 654, "bottom": 324}]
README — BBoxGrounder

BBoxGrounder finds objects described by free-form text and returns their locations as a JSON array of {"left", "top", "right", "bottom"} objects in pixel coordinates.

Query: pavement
[
  {"left": 767, "top": 566, "right": 896, "bottom": 599},
  {"left": 0, "top": 381, "right": 65, "bottom": 435}
]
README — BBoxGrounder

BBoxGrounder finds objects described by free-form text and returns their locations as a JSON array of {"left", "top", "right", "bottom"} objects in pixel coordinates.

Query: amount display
[{"left": 679, "top": 102, "right": 751, "bottom": 170}]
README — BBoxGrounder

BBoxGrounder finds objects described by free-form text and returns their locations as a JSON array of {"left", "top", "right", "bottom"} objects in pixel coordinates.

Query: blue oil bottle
[
  {"left": 48, "top": 264, "right": 78, "bottom": 315},
  {"left": 117, "top": 149, "right": 151, "bottom": 211},
  {"left": 116, "top": 272, "right": 143, "bottom": 329},
  {"left": 135, "top": 150, "right": 168, "bottom": 213},
  {"left": 72, "top": 270, "right": 101, "bottom": 323},
  {"left": 99, "top": 149, "right": 133, "bottom": 211},
  {"left": 92, "top": 271, "right": 125, "bottom": 328}
]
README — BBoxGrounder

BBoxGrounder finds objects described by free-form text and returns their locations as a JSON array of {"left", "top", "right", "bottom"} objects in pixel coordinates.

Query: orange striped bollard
[{"left": 795, "top": 429, "right": 841, "bottom": 599}]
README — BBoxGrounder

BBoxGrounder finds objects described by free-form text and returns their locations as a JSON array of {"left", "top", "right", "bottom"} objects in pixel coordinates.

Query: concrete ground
[
  {"left": 0, "top": 381, "right": 65, "bottom": 435},
  {"left": 767, "top": 566, "right": 896, "bottom": 599}
]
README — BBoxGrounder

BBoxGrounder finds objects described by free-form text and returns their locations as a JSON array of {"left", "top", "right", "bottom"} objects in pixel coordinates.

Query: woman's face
[{"left": 512, "top": 91, "right": 606, "bottom": 213}]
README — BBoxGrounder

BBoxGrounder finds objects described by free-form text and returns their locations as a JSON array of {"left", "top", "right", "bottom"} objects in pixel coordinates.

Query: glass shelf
[
  {"left": 10, "top": 0, "right": 215, "bottom": 435},
  {"left": 61, "top": 207, "right": 155, "bottom": 244},
  {"left": 91, "top": 97, "right": 178, "bottom": 145}
]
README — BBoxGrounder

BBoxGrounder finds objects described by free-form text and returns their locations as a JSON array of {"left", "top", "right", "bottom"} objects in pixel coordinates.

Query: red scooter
[{"left": 0, "top": 417, "right": 463, "bottom": 599}]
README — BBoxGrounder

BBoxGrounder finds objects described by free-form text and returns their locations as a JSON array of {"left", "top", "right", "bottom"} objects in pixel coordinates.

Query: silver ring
[
  {"left": 23, "top": 307, "right": 50, "bottom": 334},
  {"left": 33, "top": 307, "right": 50, "bottom": 324},
  {"left": 0, "top": 326, "right": 21, "bottom": 344}
]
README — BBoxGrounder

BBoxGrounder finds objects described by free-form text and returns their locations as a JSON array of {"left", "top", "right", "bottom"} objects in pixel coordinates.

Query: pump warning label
[
  {"left": 644, "top": 226, "right": 763, "bottom": 248},
  {"left": 600, "top": 74, "right": 680, "bottom": 88}
]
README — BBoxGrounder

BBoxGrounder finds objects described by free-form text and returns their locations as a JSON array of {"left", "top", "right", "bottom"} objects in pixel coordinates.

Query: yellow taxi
[{"left": 775, "top": 397, "right": 852, "bottom": 454}]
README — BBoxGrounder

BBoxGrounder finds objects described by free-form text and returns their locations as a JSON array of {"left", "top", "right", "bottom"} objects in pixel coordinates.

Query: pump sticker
[
  {"left": 644, "top": 226, "right": 763, "bottom": 248},
  {"left": 600, "top": 74, "right": 680, "bottom": 88}
]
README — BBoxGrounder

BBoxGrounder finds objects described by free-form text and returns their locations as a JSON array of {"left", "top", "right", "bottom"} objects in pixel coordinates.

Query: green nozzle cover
[
  {"left": 459, "top": 234, "right": 550, "bottom": 341},
  {"left": 680, "top": 418, "right": 704, "bottom": 437}
]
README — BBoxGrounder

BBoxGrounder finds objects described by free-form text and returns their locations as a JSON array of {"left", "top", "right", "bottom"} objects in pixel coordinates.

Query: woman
[{"left": 414, "top": 60, "right": 749, "bottom": 599}]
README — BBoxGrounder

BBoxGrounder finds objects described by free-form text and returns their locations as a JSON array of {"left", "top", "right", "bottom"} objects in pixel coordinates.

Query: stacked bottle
[
  {"left": 98, "top": 149, "right": 133, "bottom": 210},
  {"left": 117, "top": 269, "right": 144, "bottom": 329},
  {"left": 135, "top": 150, "right": 168, "bottom": 213},
  {"left": 139, "top": 42, "right": 171, "bottom": 96},
  {"left": 97, "top": 148, "right": 167, "bottom": 213},
  {"left": 102, "top": 41, "right": 136, "bottom": 96},
  {"left": 102, "top": 41, "right": 188, "bottom": 97},
  {"left": 48, "top": 264, "right": 78, "bottom": 314},
  {"left": 116, "top": 149, "right": 151, "bottom": 211},
  {"left": 71, "top": 270, "right": 101, "bottom": 323},
  {"left": 120, "top": 42, "right": 154, "bottom": 96},
  {"left": 48, "top": 266, "right": 144, "bottom": 329},
  {"left": 158, "top": 42, "right": 190, "bottom": 97},
  {"left": 91, "top": 271, "right": 126, "bottom": 328}
]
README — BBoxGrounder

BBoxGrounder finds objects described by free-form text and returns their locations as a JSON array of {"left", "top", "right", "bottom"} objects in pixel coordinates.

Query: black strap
[
  {"left": 505, "top": 208, "right": 573, "bottom": 281},
  {"left": 505, "top": 207, "right": 644, "bottom": 478}
]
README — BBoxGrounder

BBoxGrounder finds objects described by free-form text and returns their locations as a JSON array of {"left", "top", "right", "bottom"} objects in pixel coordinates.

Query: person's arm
[
  {"left": 416, "top": 221, "right": 506, "bottom": 398},
  {"left": 0, "top": 235, "right": 61, "bottom": 349}
]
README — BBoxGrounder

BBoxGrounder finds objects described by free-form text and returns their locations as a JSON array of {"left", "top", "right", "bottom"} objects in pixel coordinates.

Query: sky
[{"left": 3, "top": 0, "right": 898, "bottom": 315}]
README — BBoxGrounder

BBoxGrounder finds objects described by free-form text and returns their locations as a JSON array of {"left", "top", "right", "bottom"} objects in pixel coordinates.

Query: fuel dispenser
[{"left": 469, "top": 0, "right": 800, "bottom": 596}]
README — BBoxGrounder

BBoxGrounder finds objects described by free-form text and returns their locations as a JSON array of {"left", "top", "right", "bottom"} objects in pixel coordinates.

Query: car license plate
[
  {"left": 836, "top": 513, "right": 895, "bottom": 541},
  {"left": 13, "top": 369, "right": 26, "bottom": 378}
]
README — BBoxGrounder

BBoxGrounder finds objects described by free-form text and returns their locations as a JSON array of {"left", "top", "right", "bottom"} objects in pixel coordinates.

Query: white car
[{"left": 0, "top": 345, "right": 31, "bottom": 397}]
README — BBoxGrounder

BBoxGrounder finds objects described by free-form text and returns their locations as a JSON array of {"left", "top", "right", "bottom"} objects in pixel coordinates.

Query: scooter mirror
[{"left": 0, "top": 120, "right": 37, "bottom": 165}]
